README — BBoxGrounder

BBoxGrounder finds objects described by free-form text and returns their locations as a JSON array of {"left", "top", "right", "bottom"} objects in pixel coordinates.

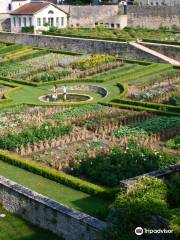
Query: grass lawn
[
  {"left": 0, "top": 161, "right": 110, "bottom": 219},
  {"left": 0, "top": 206, "right": 62, "bottom": 240}
]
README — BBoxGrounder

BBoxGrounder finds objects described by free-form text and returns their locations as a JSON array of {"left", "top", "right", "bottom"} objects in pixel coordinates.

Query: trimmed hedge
[
  {"left": 15, "top": 49, "right": 50, "bottom": 62},
  {"left": 0, "top": 44, "right": 23, "bottom": 55},
  {"left": 142, "top": 38, "right": 180, "bottom": 46},
  {"left": 99, "top": 102, "right": 180, "bottom": 117},
  {"left": 111, "top": 98, "right": 180, "bottom": 113},
  {"left": 0, "top": 75, "right": 103, "bottom": 87},
  {"left": 116, "top": 83, "right": 128, "bottom": 99},
  {"left": 0, "top": 85, "right": 23, "bottom": 105},
  {"left": 0, "top": 150, "right": 117, "bottom": 199},
  {"left": 43, "top": 31, "right": 129, "bottom": 43},
  {"left": 34, "top": 47, "right": 84, "bottom": 56}
]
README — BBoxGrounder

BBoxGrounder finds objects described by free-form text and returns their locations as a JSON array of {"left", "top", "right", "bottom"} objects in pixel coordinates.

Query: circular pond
[{"left": 39, "top": 93, "right": 93, "bottom": 103}]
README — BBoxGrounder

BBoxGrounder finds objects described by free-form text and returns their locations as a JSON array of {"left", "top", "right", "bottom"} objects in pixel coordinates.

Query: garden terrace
[
  {"left": 0, "top": 40, "right": 179, "bottom": 232},
  {"left": 43, "top": 27, "right": 180, "bottom": 44}
]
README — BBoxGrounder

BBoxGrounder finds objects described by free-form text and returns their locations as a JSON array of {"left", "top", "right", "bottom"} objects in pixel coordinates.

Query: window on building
[
  {"left": 43, "top": 17, "right": 46, "bottom": 26},
  {"left": 13, "top": 17, "right": 16, "bottom": 27},
  {"left": 18, "top": 17, "right": 21, "bottom": 27},
  {"left": 116, "top": 23, "right": 120, "bottom": 28},
  {"left": 56, "top": 17, "right": 59, "bottom": 26},
  {"left": 23, "top": 17, "right": 26, "bottom": 27},
  {"left": 48, "top": 10, "right": 54, "bottom": 14},
  {"left": 61, "top": 17, "right": 64, "bottom": 26},
  {"left": 37, "top": 18, "right": 41, "bottom": 26},
  {"left": 8, "top": 4, "right": 11, "bottom": 11},
  {"left": 29, "top": 17, "right": 32, "bottom": 26},
  {"left": 105, "top": 23, "right": 109, "bottom": 28},
  {"left": 111, "top": 23, "right": 114, "bottom": 28},
  {"left": 48, "top": 18, "right": 54, "bottom": 26}
]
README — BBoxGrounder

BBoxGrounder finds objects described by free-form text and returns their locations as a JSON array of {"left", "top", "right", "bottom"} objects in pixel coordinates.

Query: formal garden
[
  {"left": 0, "top": 41, "right": 179, "bottom": 239},
  {"left": 43, "top": 26, "right": 180, "bottom": 44}
]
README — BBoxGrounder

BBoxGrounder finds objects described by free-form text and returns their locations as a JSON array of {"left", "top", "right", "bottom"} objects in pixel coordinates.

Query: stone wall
[
  {"left": 0, "top": 176, "right": 106, "bottom": 240},
  {"left": 142, "top": 42, "right": 180, "bottom": 61},
  {"left": 0, "top": 32, "right": 166, "bottom": 62},
  {"left": 127, "top": 5, "right": 180, "bottom": 29},
  {"left": 59, "top": 4, "right": 124, "bottom": 28},
  {"left": 120, "top": 164, "right": 180, "bottom": 190}
]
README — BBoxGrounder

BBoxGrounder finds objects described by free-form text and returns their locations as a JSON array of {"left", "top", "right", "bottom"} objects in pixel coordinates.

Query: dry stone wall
[{"left": 0, "top": 176, "right": 106, "bottom": 240}]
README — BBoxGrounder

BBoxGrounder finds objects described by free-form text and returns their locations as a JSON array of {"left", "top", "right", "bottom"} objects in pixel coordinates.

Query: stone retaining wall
[
  {"left": 0, "top": 176, "right": 106, "bottom": 240},
  {"left": 0, "top": 32, "right": 165, "bottom": 62},
  {"left": 120, "top": 164, "right": 180, "bottom": 190},
  {"left": 142, "top": 42, "right": 180, "bottom": 61}
]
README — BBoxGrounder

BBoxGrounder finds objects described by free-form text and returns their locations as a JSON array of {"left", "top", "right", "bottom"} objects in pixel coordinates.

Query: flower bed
[{"left": 72, "top": 54, "right": 117, "bottom": 70}]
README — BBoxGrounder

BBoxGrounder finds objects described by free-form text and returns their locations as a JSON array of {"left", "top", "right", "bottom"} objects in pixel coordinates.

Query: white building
[
  {"left": 0, "top": 0, "right": 12, "bottom": 13},
  {"left": 10, "top": 1, "right": 68, "bottom": 33}
]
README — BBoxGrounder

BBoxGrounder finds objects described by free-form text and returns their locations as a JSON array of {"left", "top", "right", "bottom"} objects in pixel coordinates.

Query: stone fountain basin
[{"left": 39, "top": 93, "right": 93, "bottom": 103}]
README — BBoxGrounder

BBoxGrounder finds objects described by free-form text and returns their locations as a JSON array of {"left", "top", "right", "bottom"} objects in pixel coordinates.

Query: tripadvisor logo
[
  {"left": 135, "top": 227, "right": 143, "bottom": 236},
  {"left": 135, "top": 227, "right": 173, "bottom": 235}
]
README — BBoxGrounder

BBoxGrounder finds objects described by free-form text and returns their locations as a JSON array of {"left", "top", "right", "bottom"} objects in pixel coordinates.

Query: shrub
[
  {"left": 170, "top": 209, "right": 180, "bottom": 235},
  {"left": 104, "top": 176, "right": 171, "bottom": 240},
  {"left": 165, "top": 136, "right": 180, "bottom": 150},
  {"left": 71, "top": 142, "right": 177, "bottom": 187},
  {"left": 21, "top": 26, "right": 34, "bottom": 33},
  {"left": 166, "top": 174, "right": 180, "bottom": 208}
]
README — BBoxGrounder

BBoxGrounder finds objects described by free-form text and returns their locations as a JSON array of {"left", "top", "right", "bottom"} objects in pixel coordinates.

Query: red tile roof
[{"left": 11, "top": 2, "right": 50, "bottom": 15}]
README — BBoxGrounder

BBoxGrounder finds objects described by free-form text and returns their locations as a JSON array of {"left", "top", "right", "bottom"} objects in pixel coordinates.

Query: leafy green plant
[
  {"left": 104, "top": 176, "right": 171, "bottom": 240},
  {"left": 165, "top": 136, "right": 180, "bottom": 150},
  {"left": 0, "top": 123, "right": 72, "bottom": 150},
  {"left": 114, "top": 117, "right": 180, "bottom": 139},
  {"left": 72, "top": 142, "right": 177, "bottom": 187},
  {"left": 54, "top": 104, "right": 107, "bottom": 122},
  {"left": 31, "top": 70, "right": 70, "bottom": 82}
]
